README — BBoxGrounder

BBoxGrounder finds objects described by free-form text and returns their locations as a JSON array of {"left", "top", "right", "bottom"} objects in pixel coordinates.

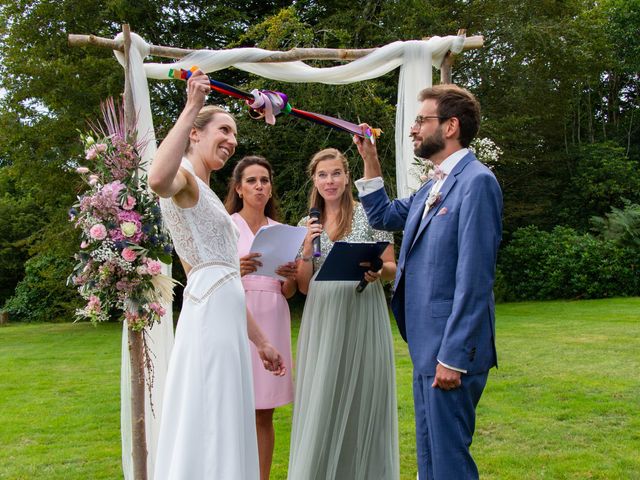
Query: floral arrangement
[
  {"left": 469, "top": 137, "right": 503, "bottom": 169},
  {"left": 412, "top": 137, "right": 504, "bottom": 187},
  {"left": 68, "top": 98, "right": 176, "bottom": 332}
]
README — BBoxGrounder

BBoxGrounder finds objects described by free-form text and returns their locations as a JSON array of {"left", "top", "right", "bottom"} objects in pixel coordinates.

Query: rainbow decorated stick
[{"left": 168, "top": 67, "right": 382, "bottom": 142}]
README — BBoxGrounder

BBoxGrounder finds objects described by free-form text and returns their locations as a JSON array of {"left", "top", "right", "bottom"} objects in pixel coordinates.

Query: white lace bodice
[{"left": 159, "top": 159, "right": 240, "bottom": 269}]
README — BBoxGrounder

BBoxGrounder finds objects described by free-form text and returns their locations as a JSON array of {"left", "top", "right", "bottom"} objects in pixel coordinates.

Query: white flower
[{"left": 470, "top": 137, "right": 503, "bottom": 167}]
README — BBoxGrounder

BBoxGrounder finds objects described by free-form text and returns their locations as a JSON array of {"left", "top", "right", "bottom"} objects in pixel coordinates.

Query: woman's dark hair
[{"left": 224, "top": 155, "right": 280, "bottom": 221}]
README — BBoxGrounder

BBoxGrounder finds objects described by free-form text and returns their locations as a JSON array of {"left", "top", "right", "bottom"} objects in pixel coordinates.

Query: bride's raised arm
[{"left": 148, "top": 70, "right": 210, "bottom": 198}]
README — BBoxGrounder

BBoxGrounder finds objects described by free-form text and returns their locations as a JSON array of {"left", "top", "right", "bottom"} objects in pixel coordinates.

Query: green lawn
[{"left": 1, "top": 298, "right": 639, "bottom": 479}]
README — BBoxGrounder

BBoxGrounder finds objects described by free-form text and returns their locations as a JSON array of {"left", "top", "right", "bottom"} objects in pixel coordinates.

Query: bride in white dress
[{"left": 148, "top": 70, "right": 285, "bottom": 480}]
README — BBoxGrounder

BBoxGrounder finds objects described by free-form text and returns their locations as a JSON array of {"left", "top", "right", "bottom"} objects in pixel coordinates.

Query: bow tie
[{"left": 427, "top": 165, "right": 446, "bottom": 181}]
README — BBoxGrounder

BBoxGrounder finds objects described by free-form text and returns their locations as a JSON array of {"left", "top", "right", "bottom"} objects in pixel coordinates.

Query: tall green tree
[
  {"left": 2, "top": 0, "right": 638, "bottom": 317},
  {"left": 0, "top": 0, "right": 296, "bottom": 312}
]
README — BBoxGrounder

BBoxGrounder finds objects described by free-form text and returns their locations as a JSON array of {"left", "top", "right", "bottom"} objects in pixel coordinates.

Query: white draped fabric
[
  {"left": 113, "top": 32, "right": 464, "bottom": 479},
  {"left": 120, "top": 322, "right": 173, "bottom": 480},
  {"left": 114, "top": 37, "right": 173, "bottom": 480}
]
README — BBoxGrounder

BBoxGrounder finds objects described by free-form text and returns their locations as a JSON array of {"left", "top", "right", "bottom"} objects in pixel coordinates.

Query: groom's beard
[{"left": 414, "top": 126, "right": 445, "bottom": 160}]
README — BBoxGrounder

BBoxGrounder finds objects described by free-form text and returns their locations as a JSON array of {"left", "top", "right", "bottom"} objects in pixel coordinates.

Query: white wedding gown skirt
[{"left": 154, "top": 263, "right": 259, "bottom": 479}]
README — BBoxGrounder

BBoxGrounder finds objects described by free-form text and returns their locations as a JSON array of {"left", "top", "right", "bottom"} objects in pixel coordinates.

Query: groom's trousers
[{"left": 413, "top": 370, "right": 488, "bottom": 480}]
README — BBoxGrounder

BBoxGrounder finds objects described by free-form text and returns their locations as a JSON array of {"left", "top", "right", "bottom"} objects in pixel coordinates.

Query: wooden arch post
[
  {"left": 440, "top": 29, "right": 469, "bottom": 84},
  {"left": 122, "top": 24, "right": 149, "bottom": 480}
]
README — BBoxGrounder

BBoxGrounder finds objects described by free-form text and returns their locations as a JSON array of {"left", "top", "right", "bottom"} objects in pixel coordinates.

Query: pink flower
[
  {"left": 80, "top": 241, "right": 88, "bottom": 249},
  {"left": 101, "top": 181, "right": 125, "bottom": 201},
  {"left": 149, "top": 302, "right": 166, "bottom": 317},
  {"left": 88, "top": 175, "right": 99, "bottom": 186},
  {"left": 125, "top": 309, "right": 150, "bottom": 330},
  {"left": 89, "top": 224, "right": 107, "bottom": 240},
  {"left": 87, "top": 295, "right": 101, "bottom": 312},
  {"left": 122, "top": 247, "right": 137, "bottom": 262},
  {"left": 122, "top": 195, "right": 136, "bottom": 210},
  {"left": 85, "top": 147, "right": 97, "bottom": 160},
  {"left": 95, "top": 143, "right": 108, "bottom": 153},
  {"left": 146, "top": 259, "right": 162, "bottom": 275},
  {"left": 84, "top": 181, "right": 124, "bottom": 219},
  {"left": 111, "top": 210, "right": 144, "bottom": 244},
  {"left": 136, "top": 265, "right": 148, "bottom": 275},
  {"left": 76, "top": 166, "right": 89, "bottom": 174}
]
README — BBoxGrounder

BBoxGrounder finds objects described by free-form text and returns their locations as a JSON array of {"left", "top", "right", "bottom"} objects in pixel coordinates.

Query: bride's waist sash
[{"left": 184, "top": 261, "right": 240, "bottom": 305}]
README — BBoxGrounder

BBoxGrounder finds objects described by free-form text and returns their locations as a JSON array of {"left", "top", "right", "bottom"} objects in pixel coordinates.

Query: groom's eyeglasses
[{"left": 413, "top": 115, "right": 449, "bottom": 126}]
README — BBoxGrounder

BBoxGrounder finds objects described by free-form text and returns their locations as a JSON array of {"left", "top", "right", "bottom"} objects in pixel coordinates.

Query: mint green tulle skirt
[{"left": 288, "top": 278, "right": 399, "bottom": 480}]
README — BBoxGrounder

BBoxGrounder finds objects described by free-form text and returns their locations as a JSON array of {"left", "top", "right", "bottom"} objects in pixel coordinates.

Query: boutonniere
[{"left": 426, "top": 190, "right": 442, "bottom": 210}]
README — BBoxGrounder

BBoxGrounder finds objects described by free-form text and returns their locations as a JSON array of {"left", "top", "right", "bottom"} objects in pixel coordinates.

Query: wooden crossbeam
[{"left": 67, "top": 33, "right": 483, "bottom": 62}]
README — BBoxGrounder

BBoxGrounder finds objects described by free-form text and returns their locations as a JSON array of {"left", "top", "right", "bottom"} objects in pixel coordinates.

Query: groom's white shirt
[{"left": 420, "top": 148, "right": 467, "bottom": 218}]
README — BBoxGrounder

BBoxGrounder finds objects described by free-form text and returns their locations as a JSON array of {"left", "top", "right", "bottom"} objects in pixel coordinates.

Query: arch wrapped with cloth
[
  {"left": 70, "top": 27, "right": 482, "bottom": 480},
  {"left": 112, "top": 32, "right": 469, "bottom": 197}
]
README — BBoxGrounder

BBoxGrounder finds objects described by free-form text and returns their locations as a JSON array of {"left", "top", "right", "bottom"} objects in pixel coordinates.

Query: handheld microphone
[
  {"left": 356, "top": 257, "right": 384, "bottom": 293},
  {"left": 309, "top": 207, "right": 322, "bottom": 257}
]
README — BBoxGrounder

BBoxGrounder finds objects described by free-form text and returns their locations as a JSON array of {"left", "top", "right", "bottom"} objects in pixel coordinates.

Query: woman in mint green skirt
[{"left": 288, "top": 148, "right": 399, "bottom": 480}]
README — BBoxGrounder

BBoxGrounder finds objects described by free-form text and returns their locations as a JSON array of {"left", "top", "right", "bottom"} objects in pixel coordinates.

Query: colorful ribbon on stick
[{"left": 168, "top": 66, "right": 381, "bottom": 142}]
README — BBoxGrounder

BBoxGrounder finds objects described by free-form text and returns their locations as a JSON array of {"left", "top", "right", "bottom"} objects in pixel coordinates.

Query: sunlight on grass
[{"left": 1, "top": 298, "right": 638, "bottom": 479}]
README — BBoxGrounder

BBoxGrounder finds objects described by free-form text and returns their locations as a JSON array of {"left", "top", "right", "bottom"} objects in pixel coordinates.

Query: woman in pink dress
[{"left": 225, "top": 156, "right": 296, "bottom": 480}]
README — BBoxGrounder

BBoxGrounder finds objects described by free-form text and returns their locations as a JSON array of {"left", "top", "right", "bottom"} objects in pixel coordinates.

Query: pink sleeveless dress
[{"left": 232, "top": 213, "right": 294, "bottom": 409}]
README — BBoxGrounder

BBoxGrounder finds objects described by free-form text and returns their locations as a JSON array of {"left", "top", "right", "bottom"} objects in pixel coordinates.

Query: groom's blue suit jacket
[{"left": 361, "top": 151, "right": 503, "bottom": 375}]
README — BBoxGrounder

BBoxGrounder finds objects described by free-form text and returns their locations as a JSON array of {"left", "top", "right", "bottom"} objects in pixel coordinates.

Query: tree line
[{"left": 1, "top": 0, "right": 638, "bottom": 320}]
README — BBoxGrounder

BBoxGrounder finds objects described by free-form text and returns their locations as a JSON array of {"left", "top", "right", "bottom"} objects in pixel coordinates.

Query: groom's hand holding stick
[{"left": 353, "top": 123, "right": 383, "bottom": 179}]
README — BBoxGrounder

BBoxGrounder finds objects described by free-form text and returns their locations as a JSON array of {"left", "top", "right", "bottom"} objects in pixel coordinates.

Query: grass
[
  {"left": 0, "top": 323, "right": 121, "bottom": 479},
  {"left": 1, "top": 298, "right": 639, "bottom": 479}
]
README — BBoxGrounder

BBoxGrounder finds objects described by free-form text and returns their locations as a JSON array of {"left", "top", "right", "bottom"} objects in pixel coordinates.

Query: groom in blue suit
[{"left": 354, "top": 84, "right": 502, "bottom": 479}]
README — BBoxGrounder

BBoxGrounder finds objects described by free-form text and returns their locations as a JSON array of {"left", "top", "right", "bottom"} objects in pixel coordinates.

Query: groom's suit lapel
[
  {"left": 410, "top": 153, "right": 475, "bottom": 251},
  {"left": 401, "top": 181, "right": 433, "bottom": 257}
]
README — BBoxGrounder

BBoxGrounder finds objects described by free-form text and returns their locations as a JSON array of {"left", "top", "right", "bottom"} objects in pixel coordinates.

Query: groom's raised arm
[{"left": 353, "top": 130, "right": 413, "bottom": 231}]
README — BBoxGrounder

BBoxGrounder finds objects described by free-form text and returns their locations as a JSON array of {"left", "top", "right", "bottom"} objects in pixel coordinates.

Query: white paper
[{"left": 249, "top": 224, "right": 307, "bottom": 279}]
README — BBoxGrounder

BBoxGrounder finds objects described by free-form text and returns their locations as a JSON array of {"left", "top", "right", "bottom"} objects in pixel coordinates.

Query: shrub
[
  {"left": 3, "top": 252, "right": 81, "bottom": 322},
  {"left": 497, "top": 225, "right": 640, "bottom": 301},
  {"left": 557, "top": 142, "right": 640, "bottom": 229},
  {"left": 591, "top": 202, "right": 640, "bottom": 249}
]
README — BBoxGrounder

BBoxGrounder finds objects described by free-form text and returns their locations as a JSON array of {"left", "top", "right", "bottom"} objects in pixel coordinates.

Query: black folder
[{"left": 315, "top": 241, "right": 389, "bottom": 281}]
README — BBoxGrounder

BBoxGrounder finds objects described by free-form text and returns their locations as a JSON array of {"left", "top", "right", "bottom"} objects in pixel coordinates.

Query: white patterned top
[{"left": 159, "top": 158, "right": 240, "bottom": 270}]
